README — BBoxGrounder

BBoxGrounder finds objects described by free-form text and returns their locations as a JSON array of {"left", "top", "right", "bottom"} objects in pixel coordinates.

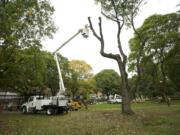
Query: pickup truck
[{"left": 21, "top": 95, "right": 68, "bottom": 115}]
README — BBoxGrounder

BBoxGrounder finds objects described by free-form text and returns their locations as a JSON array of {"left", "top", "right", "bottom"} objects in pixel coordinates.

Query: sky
[{"left": 43, "top": 0, "right": 179, "bottom": 74}]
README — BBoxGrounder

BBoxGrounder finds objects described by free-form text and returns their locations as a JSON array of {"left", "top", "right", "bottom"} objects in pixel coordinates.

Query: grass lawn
[{"left": 0, "top": 100, "right": 180, "bottom": 135}]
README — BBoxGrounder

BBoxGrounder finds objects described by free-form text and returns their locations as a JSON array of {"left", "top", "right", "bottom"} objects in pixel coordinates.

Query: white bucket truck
[{"left": 22, "top": 95, "right": 68, "bottom": 115}]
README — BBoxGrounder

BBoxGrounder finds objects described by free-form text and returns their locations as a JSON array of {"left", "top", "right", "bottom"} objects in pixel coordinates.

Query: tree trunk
[
  {"left": 117, "top": 59, "right": 134, "bottom": 115},
  {"left": 160, "top": 61, "right": 170, "bottom": 106},
  {"left": 106, "top": 93, "right": 110, "bottom": 100}
]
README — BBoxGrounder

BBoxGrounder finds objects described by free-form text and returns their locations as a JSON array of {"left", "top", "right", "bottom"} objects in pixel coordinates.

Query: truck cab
[{"left": 21, "top": 96, "right": 51, "bottom": 113}]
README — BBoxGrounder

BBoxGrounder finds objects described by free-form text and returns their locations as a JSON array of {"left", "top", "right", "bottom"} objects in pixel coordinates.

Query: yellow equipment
[{"left": 68, "top": 100, "right": 81, "bottom": 111}]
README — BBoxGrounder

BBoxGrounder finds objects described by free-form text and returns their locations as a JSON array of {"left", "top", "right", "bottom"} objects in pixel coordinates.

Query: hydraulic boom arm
[{"left": 53, "top": 25, "right": 89, "bottom": 96}]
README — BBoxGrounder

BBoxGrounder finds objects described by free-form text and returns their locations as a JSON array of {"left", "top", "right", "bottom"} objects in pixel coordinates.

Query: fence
[{"left": 0, "top": 92, "right": 24, "bottom": 112}]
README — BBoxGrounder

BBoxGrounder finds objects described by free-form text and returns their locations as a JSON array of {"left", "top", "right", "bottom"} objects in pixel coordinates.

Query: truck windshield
[
  {"left": 37, "top": 96, "right": 44, "bottom": 100},
  {"left": 28, "top": 97, "right": 33, "bottom": 102}
]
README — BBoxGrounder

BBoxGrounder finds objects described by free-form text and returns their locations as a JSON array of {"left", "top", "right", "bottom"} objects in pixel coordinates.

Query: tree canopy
[
  {"left": 68, "top": 60, "right": 93, "bottom": 98},
  {"left": 0, "top": 0, "right": 57, "bottom": 96},
  {"left": 128, "top": 13, "right": 180, "bottom": 99},
  {"left": 95, "top": 69, "right": 121, "bottom": 99},
  {"left": 0, "top": 47, "right": 70, "bottom": 96},
  {"left": 0, "top": 0, "right": 56, "bottom": 48}
]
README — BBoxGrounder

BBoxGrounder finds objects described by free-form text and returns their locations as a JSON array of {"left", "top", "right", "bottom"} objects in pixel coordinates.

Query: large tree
[
  {"left": 0, "top": 0, "right": 56, "bottom": 94},
  {"left": 128, "top": 13, "right": 180, "bottom": 103},
  {"left": 88, "top": 0, "right": 144, "bottom": 114}
]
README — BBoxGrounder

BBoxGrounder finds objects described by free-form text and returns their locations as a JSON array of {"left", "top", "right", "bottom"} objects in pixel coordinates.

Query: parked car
[{"left": 107, "top": 94, "right": 122, "bottom": 104}]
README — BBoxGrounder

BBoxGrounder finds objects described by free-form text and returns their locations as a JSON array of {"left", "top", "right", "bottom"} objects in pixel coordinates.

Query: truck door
[{"left": 27, "top": 96, "right": 35, "bottom": 111}]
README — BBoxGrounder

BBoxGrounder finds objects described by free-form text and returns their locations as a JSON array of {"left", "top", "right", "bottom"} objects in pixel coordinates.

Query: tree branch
[
  {"left": 111, "top": 0, "right": 127, "bottom": 64},
  {"left": 88, "top": 17, "right": 101, "bottom": 41},
  {"left": 129, "top": 0, "right": 145, "bottom": 41},
  {"left": 126, "top": 0, "right": 146, "bottom": 93},
  {"left": 88, "top": 17, "right": 120, "bottom": 61}
]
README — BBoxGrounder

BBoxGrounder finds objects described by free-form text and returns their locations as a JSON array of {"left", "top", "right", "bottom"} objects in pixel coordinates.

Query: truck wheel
[
  {"left": 47, "top": 108, "right": 54, "bottom": 115},
  {"left": 64, "top": 108, "right": 69, "bottom": 114},
  {"left": 22, "top": 107, "right": 27, "bottom": 114},
  {"left": 32, "top": 109, "right": 37, "bottom": 114}
]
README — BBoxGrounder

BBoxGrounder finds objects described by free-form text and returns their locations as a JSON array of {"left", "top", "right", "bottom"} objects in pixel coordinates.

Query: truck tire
[
  {"left": 32, "top": 109, "right": 37, "bottom": 114},
  {"left": 64, "top": 108, "right": 69, "bottom": 114},
  {"left": 22, "top": 107, "right": 27, "bottom": 114},
  {"left": 46, "top": 108, "right": 54, "bottom": 115}
]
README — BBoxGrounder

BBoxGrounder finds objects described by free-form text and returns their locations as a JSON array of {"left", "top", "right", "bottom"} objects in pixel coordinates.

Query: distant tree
[
  {"left": 69, "top": 60, "right": 93, "bottom": 80},
  {"left": 165, "top": 45, "right": 180, "bottom": 90},
  {"left": 95, "top": 69, "right": 121, "bottom": 99},
  {"left": 88, "top": 77, "right": 98, "bottom": 95},
  {"left": 69, "top": 60, "right": 93, "bottom": 97}
]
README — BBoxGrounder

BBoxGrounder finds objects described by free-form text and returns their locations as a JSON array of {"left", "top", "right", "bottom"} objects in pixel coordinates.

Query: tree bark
[
  {"left": 117, "top": 58, "right": 134, "bottom": 114},
  {"left": 160, "top": 59, "right": 170, "bottom": 106}
]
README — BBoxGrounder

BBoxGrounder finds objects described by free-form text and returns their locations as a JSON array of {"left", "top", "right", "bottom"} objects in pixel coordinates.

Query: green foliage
[
  {"left": 68, "top": 60, "right": 94, "bottom": 97},
  {"left": 95, "top": 69, "right": 121, "bottom": 97},
  {"left": 69, "top": 60, "right": 93, "bottom": 80},
  {"left": 0, "top": 47, "right": 45, "bottom": 94},
  {"left": 0, "top": 0, "right": 56, "bottom": 48},
  {"left": 0, "top": 47, "right": 22, "bottom": 90},
  {"left": 95, "top": 0, "right": 144, "bottom": 27},
  {"left": 165, "top": 45, "right": 180, "bottom": 89},
  {"left": 128, "top": 13, "right": 180, "bottom": 97},
  {"left": 0, "top": 0, "right": 57, "bottom": 95},
  {"left": 0, "top": 47, "right": 70, "bottom": 96}
]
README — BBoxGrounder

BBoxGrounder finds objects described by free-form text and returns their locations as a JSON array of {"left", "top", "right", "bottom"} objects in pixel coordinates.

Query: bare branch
[
  {"left": 88, "top": 17, "right": 120, "bottom": 61},
  {"left": 110, "top": 0, "right": 127, "bottom": 64},
  {"left": 98, "top": 17, "right": 119, "bottom": 60},
  {"left": 88, "top": 17, "right": 101, "bottom": 41}
]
